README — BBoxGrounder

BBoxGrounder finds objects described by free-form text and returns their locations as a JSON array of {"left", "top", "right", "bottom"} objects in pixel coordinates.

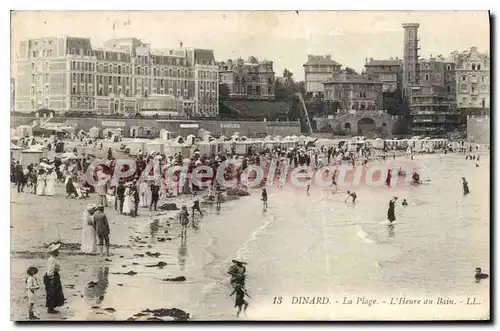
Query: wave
[{"left": 355, "top": 225, "right": 376, "bottom": 244}]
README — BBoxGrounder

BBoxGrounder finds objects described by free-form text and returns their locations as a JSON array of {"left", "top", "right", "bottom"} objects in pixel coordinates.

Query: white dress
[
  {"left": 139, "top": 182, "right": 151, "bottom": 207},
  {"left": 122, "top": 187, "right": 131, "bottom": 214},
  {"left": 45, "top": 172, "right": 56, "bottom": 196},
  {"left": 81, "top": 210, "right": 97, "bottom": 254},
  {"left": 36, "top": 174, "right": 46, "bottom": 196}
]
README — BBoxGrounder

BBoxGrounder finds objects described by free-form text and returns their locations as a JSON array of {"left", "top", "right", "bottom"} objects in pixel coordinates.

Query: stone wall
[{"left": 10, "top": 116, "right": 301, "bottom": 138}]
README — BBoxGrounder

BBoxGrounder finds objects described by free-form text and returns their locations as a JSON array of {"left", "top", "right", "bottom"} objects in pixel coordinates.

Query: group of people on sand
[{"left": 24, "top": 243, "right": 65, "bottom": 320}]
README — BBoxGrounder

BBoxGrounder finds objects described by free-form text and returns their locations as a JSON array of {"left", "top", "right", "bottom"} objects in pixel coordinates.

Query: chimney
[
  {"left": 326, "top": 55, "right": 331, "bottom": 60},
  {"left": 308, "top": 55, "right": 314, "bottom": 61},
  {"left": 370, "top": 57, "right": 373, "bottom": 62},
  {"left": 365, "top": 57, "right": 368, "bottom": 64}
]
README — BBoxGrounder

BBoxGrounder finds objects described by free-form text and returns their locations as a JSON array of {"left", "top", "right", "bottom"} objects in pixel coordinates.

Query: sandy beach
[{"left": 10, "top": 182, "right": 218, "bottom": 321}]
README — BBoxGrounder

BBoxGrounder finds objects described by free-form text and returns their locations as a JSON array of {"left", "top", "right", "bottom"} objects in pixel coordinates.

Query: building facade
[
  {"left": 323, "top": 70, "right": 384, "bottom": 111},
  {"left": 15, "top": 37, "right": 219, "bottom": 117},
  {"left": 218, "top": 57, "right": 275, "bottom": 100},
  {"left": 451, "top": 47, "right": 490, "bottom": 112},
  {"left": 409, "top": 56, "right": 459, "bottom": 136},
  {"left": 402, "top": 23, "right": 420, "bottom": 95},
  {"left": 363, "top": 58, "right": 402, "bottom": 93},
  {"left": 303, "top": 55, "right": 342, "bottom": 95}
]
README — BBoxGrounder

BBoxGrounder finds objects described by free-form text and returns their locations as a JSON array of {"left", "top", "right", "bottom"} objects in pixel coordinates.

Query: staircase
[{"left": 295, "top": 93, "right": 314, "bottom": 134}]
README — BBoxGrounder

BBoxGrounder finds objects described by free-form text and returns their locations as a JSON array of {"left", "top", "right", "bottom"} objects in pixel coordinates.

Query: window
[
  {"left": 184, "top": 89, "right": 188, "bottom": 98},
  {"left": 462, "top": 76, "right": 466, "bottom": 81},
  {"left": 32, "top": 51, "right": 36, "bottom": 58},
  {"left": 425, "top": 74, "right": 429, "bottom": 81},
  {"left": 169, "top": 69, "right": 172, "bottom": 76},
  {"left": 98, "top": 88, "right": 103, "bottom": 96},
  {"left": 45, "top": 73, "right": 49, "bottom": 82},
  {"left": 472, "top": 87, "right": 475, "bottom": 93},
  {"left": 482, "top": 76, "right": 485, "bottom": 82},
  {"left": 108, "top": 87, "right": 112, "bottom": 95},
  {"left": 446, "top": 86, "right": 451, "bottom": 93},
  {"left": 80, "top": 73, "right": 84, "bottom": 81},
  {"left": 482, "top": 99, "right": 486, "bottom": 108},
  {"left": 118, "top": 77, "right": 121, "bottom": 85},
  {"left": 72, "top": 86, "right": 76, "bottom": 95},
  {"left": 108, "top": 76, "right": 112, "bottom": 84},
  {"left": 126, "top": 77, "right": 130, "bottom": 85},
  {"left": 145, "top": 67, "right": 148, "bottom": 75},
  {"left": 30, "top": 86, "right": 35, "bottom": 96},
  {"left": 88, "top": 74, "right": 92, "bottom": 82},
  {"left": 472, "top": 64, "right": 476, "bottom": 71},
  {"left": 118, "top": 66, "right": 121, "bottom": 74},
  {"left": 447, "top": 65, "right": 451, "bottom": 71},
  {"left": 478, "top": 65, "right": 481, "bottom": 70}
]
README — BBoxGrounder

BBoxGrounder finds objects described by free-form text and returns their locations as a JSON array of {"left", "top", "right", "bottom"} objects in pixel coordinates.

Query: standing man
[
  {"left": 130, "top": 180, "right": 140, "bottom": 217},
  {"left": 150, "top": 183, "right": 160, "bottom": 211},
  {"left": 191, "top": 193, "right": 203, "bottom": 224},
  {"left": 96, "top": 178, "right": 108, "bottom": 207},
  {"left": 15, "top": 161, "right": 24, "bottom": 193},
  {"left": 116, "top": 180, "right": 126, "bottom": 214},
  {"left": 93, "top": 205, "right": 110, "bottom": 257}
]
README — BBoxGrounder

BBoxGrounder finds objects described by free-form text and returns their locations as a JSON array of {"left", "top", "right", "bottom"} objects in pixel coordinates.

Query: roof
[
  {"left": 365, "top": 60, "right": 400, "bottom": 66},
  {"left": 194, "top": 49, "right": 216, "bottom": 65},
  {"left": 303, "top": 57, "right": 341, "bottom": 66}
]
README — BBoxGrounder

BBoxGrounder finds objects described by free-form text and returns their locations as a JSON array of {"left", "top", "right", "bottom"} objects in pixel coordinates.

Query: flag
[{"left": 112, "top": 22, "right": 115, "bottom": 31}]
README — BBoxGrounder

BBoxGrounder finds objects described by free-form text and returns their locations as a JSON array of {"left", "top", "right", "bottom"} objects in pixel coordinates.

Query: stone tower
[{"left": 402, "top": 23, "right": 420, "bottom": 95}]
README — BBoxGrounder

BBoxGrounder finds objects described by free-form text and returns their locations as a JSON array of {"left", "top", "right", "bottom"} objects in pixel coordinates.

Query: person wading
[
  {"left": 178, "top": 205, "right": 190, "bottom": 238},
  {"left": 388, "top": 197, "right": 398, "bottom": 223}
]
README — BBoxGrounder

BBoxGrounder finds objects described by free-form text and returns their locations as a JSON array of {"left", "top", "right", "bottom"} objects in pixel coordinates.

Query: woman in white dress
[
  {"left": 122, "top": 184, "right": 132, "bottom": 215},
  {"left": 36, "top": 170, "right": 46, "bottom": 196},
  {"left": 45, "top": 169, "right": 57, "bottom": 196},
  {"left": 81, "top": 204, "right": 97, "bottom": 254},
  {"left": 139, "top": 181, "right": 150, "bottom": 208}
]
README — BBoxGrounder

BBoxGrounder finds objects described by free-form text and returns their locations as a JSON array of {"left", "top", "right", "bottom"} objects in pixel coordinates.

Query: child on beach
[
  {"left": 26, "top": 266, "right": 40, "bottom": 320},
  {"left": 229, "top": 283, "right": 250, "bottom": 318}
]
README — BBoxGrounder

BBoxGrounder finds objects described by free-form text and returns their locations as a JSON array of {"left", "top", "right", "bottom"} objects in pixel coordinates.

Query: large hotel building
[{"left": 15, "top": 37, "right": 219, "bottom": 117}]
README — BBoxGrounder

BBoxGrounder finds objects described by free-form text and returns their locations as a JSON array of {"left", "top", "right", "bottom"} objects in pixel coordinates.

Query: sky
[{"left": 11, "top": 11, "right": 490, "bottom": 81}]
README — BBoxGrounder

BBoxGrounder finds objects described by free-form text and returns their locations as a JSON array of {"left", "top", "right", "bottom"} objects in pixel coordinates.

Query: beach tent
[
  {"left": 145, "top": 139, "right": 168, "bottom": 155},
  {"left": 172, "top": 135, "right": 185, "bottom": 144},
  {"left": 197, "top": 128, "right": 211, "bottom": 139},
  {"left": 89, "top": 126, "right": 101, "bottom": 138},
  {"left": 165, "top": 141, "right": 191, "bottom": 158},
  {"left": 10, "top": 144, "right": 22, "bottom": 161},
  {"left": 103, "top": 128, "right": 123, "bottom": 139},
  {"left": 197, "top": 141, "right": 217, "bottom": 156},
  {"left": 159, "top": 129, "right": 173, "bottom": 140},
  {"left": 20, "top": 149, "right": 44, "bottom": 167},
  {"left": 185, "top": 134, "right": 196, "bottom": 145},
  {"left": 16, "top": 125, "right": 33, "bottom": 138},
  {"left": 235, "top": 141, "right": 252, "bottom": 155},
  {"left": 126, "top": 139, "right": 148, "bottom": 156}
]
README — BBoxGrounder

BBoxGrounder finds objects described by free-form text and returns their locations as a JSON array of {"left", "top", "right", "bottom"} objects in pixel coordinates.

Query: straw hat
[
  {"left": 231, "top": 259, "right": 247, "bottom": 265},
  {"left": 27, "top": 266, "right": 39, "bottom": 275},
  {"left": 47, "top": 243, "right": 61, "bottom": 253},
  {"left": 86, "top": 203, "right": 97, "bottom": 211}
]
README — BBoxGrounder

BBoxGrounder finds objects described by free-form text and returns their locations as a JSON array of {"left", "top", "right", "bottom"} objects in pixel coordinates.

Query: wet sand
[{"left": 10, "top": 185, "right": 212, "bottom": 321}]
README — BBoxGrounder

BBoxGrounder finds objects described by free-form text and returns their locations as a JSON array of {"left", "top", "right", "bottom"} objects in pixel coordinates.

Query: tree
[{"left": 219, "top": 83, "right": 230, "bottom": 100}]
